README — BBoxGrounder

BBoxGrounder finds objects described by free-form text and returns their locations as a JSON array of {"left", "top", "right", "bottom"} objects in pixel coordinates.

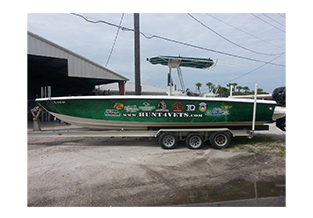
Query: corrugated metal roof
[{"left": 27, "top": 31, "right": 129, "bottom": 81}]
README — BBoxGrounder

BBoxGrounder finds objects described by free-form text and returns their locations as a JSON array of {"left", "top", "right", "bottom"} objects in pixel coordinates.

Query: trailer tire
[
  {"left": 159, "top": 132, "right": 178, "bottom": 149},
  {"left": 186, "top": 133, "right": 204, "bottom": 149},
  {"left": 210, "top": 131, "right": 231, "bottom": 149}
]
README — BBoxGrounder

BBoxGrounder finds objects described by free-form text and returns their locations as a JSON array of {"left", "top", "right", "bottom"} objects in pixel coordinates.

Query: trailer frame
[{"left": 28, "top": 126, "right": 261, "bottom": 149}]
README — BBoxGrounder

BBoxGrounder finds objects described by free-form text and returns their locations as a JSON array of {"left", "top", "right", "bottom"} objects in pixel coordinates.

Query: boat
[{"left": 36, "top": 56, "right": 285, "bottom": 131}]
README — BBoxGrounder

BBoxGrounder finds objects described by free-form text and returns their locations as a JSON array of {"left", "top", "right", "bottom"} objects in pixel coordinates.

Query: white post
[
  {"left": 48, "top": 86, "right": 51, "bottom": 121},
  {"left": 252, "top": 84, "right": 258, "bottom": 132},
  {"left": 230, "top": 85, "right": 233, "bottom": 97},
  {"left": 169, "top": 67, "right": 172, "bottom": 96}
]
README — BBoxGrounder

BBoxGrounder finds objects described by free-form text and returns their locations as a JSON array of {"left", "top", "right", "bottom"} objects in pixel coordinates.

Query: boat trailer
[{"left": 28, "top": 126, "right": 261, "bottom": 149}]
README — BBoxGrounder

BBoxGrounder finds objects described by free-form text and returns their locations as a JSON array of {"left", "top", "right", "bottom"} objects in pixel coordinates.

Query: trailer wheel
[
  {"left": 210, "top": 131, "right": 231, "bottom": 149},
  {"left": 186, "top": 133, "right": 204, "bottom": 149},
  {"left": 159, "top": 132, "right": 178, "bottom": 149}
]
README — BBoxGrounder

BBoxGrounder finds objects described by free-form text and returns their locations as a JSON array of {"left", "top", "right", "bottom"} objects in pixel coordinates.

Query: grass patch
[{"left": 230, "top": 135, "right": 285, "bottom": 157}]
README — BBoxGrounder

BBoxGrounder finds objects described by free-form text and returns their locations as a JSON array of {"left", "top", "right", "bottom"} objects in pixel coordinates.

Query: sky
[{"left": 27, "top": 13, "right": 285, "bottom": 94}]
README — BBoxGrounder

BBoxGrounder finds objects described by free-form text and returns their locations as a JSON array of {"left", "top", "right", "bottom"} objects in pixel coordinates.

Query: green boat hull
[{"left": 36, "top": 96, "right": 276, "bottom": 130}]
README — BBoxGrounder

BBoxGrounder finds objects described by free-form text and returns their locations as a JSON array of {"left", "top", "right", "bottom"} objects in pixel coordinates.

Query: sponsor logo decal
[
  {"left": 220, "top": 105, "right": 232, "bottom": 115},
  {"left": 205, "top": 105, "right": 232, "bottom": 116},
  {"left": 105, "top": 109, "right": 120, "bottom": 116},
  {"left": 124, "top": 105, "right": 139, "bottom": 112},
  {"left": 139, "top": 102, "right": 155, "bottom": 111},
  {"left": 221, "top": 105, "right": 232, "bottom": 109},
  {"left": 205, "top": 108, "right": 224, "bottom": 115},
  {"left": 186, "top": 104, "right": 196, "bottom": 112},
  {"left": 198, "top": 102, "right": 208, "bottom": 112},
  {"left": 156, "top": 101, "right": 169, "bottom": 112},
  {"left": 172, "top": 102, "right": 184, "bottom": 112},
  {"left": 113, "top": 102, "right": 124, "bottom": 110}
]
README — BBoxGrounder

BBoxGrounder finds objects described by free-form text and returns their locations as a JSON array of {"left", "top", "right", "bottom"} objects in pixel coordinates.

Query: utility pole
[{"left": 134, "top": 13, "right": 141, "bottom": 95}]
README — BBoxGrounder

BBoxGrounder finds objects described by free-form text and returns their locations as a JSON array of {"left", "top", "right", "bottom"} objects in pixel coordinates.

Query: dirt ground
[{"left": 27, "top": 123, "right": 285, "bottom": 206}]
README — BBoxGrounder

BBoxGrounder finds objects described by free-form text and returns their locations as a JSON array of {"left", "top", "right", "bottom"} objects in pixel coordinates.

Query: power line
[
  {"left": 105, "top": 13, "right": 124, "bottom": 67},
  {"left": 206, "top": 13, "right": 285, "bottom": 50},
  {"left": 278, "top": 13, "right": 286, "bottom": 19},
  {"left": 220, "top": 53, "right": 285, "bottom": 85},
  {"left": 71, "top": 13, "right": 285, "bottom": 67},
  {"left": 250, "top": 13, "right": 285, "bottom": 33},
  {"left": 262, "top": 13, "right": 285, "bottom": 27},
  {"left": 71, "top": 13, "right": 132, "bottom": 31},
  {"left": 188, "top": 13, "right": 284, "bottom": 56}
]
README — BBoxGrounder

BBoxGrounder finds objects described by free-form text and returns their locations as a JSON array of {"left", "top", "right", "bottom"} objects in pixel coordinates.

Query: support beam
[
  {"left": 177, "top": 67, "right": 185, "bottom": 92},
  {"left": 118, "top": 81, "right": 125, "bottom": 95}
]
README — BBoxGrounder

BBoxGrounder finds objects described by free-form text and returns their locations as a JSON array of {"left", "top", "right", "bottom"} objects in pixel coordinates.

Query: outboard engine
[
  {"left": 272, "top": 86, "right": 286, "bottom": 131},
  {"left": 272, "top": 86, "right": 285, "bottom": 107}
]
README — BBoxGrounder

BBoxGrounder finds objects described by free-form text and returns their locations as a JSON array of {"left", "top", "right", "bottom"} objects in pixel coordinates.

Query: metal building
[{"left": 28, "top": 31, "right": 129, "bottom": 120}]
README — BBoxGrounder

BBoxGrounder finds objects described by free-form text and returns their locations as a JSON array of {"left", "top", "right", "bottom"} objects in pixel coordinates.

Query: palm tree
[
  {"left": 195, "top": 83, "right": 202, "bottom": 94},
  {"left": 257, "top": 88, "right": 264, "bottom": 94},
  {"left": 236, "top": 86, "right": 243, "bottom": 93},
  {"left": 243, "top": 86, "right": 250, "bottom": 94},
  {"left": 226, "top": 83, "right": 238, "bottom": 91},
  {"left": 206, "top": 82, "right": 213, "bottom": 92}
]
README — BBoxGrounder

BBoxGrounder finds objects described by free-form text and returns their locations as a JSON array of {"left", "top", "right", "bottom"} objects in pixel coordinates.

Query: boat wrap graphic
[{"left": 38, "top": 97, "right": 276, "bottom": 124}]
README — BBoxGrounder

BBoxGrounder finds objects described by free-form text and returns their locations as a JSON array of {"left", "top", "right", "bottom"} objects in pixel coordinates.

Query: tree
[
  {"left": 206, "top": 82, "right": 213, "bottom": 92},
  {"left": 257, "top": 88, "right": 265, "bottom": 94},
  {"left": 218, "top": 86, "right": 230, "bottom": 97},
  {"left": 226, "top": 83, "right": 238, "bottom": 91},
  {"left": 236, "top": 86, "right": 243, "bottom": 93},
  {"left": 195, "top": 83, "right": 202, "bottom": 94},
  {"left": 195, "top": 82, "right": 268, "bottom": 96},
  {"left": 243, "top": 86, "right": 250, "bottom": 94}
]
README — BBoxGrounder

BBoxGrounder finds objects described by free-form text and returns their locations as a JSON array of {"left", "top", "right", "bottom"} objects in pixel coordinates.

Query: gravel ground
[{"left": 27, "top": 122, "right": 285, "bottom": 206}]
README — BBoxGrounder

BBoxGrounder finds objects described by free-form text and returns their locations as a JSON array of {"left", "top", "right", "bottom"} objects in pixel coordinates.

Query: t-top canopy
[{"left": 147, "top": 56, "right": 215, "bottom": 69}]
